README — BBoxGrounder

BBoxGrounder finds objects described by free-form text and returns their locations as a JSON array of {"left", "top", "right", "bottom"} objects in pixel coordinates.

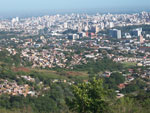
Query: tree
[
  {"left": 112, "top": 97, "right": 142, "bottom": 113},
  {"left": 105, "top": 72, "right": 125, "bottom": 89},
  {"left": 66, "top": 78, "right": 112, "bottom": 113}
]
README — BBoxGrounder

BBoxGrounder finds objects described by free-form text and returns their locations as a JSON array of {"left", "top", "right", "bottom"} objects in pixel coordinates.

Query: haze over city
[{"left": 0, "top": 0, "right": 150, "bottom": 17}]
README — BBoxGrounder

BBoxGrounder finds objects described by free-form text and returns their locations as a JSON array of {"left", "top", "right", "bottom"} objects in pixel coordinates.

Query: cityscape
[
  {"left": 0, "top": 0, "right": 150, "bottom": 113},
  {"left": 0, "top": 12, "right": 150, "bottom": 69}
]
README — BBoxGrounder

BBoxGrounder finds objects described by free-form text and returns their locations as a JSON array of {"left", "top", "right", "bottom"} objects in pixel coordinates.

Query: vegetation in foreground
[{"left": 0, "top": 57, "right": 149, "bottom": 113}]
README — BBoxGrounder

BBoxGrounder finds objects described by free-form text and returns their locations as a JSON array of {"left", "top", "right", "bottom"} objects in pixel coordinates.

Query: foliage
[
  {"left": 121, "top": 79, "right": 147, "bottom": 93},
  {"left": 112, "top": 97, "right": 142, "bottom": 113},
  {"left": 67, "top": 78, "right": 112, "bottom": 113},
  {"left": 104, "top": 72, "right": 125, "bottom": 89},
  {"left": 74, "top": 58, "right": 123, "bottom": 74},
  {"left": 0, "top": 50, "right": 21, "bottom": 66},
  {"left": 0, "top": 83, "right": 72, "bottom": 113}
]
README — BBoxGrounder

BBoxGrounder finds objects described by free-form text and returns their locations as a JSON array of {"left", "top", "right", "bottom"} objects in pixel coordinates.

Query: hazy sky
[
  {"left": 1, "top": 0, "right": 150, "bottom": 11},
  {"left": 0, "top": 0, "right": 150, "bottom": 17}
]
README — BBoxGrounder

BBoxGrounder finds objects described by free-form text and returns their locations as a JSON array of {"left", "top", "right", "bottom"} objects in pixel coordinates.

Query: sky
[{"left": 0, "top": 0, "right": 150, "bottom": 17}]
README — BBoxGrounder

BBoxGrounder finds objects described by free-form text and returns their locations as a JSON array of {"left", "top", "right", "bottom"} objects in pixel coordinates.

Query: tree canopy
[{"left": 67, "top": 78, "right": 112, "bottom": 113}]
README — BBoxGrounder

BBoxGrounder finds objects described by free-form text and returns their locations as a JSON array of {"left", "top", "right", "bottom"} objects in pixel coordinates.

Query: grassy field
[
  {"left": 122, "top": 62, "right": 136, "bottom": 68},
  {"left": 33, "top": 69, "right": 89, "bottom": 80},
  {"left": 13, "top": 67, "right": 89, "bottom": 80}
]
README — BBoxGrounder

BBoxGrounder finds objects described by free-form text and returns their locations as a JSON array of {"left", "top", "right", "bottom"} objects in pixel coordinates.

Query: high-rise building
[
  {"left": 109, "top": 22, "right": 114, "bottom": 28},
  {"left": 131, "top": 28, "right": 142, "bottom": 36},
  {"left": 78, "top": 27, "right": 82, "bottom": 33},
  {"left": 12, "top": 17, "right": 19, "bottom": 23},
  {"left": 95, "top": 26, "right": 100, "bottom": 34},
  {"left": 86, "top": 32, "right": 89, "bottom": 37},
  {"left": 73, "top": 34, "right": 79, "bottom": 39},
  {"left": 79, "top": 32, "right": 86, "bottom": 38},
  {"left": 109, "top": 29, "right": 121, "bottom": 39},
  {"left": 139, "top": 35, "right": 144, "bottom": 43},
  {"left": 91, "top": 26, "right": 99, "bottom": 34},
  {"left": 100, "top": 22, "right": 105, "bottom": 30},
  {"left": 16, "top": 17, "right": 19, "bottom": 22},
  {"left": 64, "top": 22, "right": 68, "bottom": 29},
  {"left": 84, "top": 26, "right": 89, "bottom": 31}
]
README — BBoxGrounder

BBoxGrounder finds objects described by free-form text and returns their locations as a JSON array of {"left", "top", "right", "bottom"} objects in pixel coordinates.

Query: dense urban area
[{"left": 1, "top": 12, "right": 150, "bottom": 113}]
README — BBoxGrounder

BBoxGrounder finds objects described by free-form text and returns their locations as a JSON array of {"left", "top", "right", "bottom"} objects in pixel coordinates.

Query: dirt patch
[
  {"left": 66, "top": 71, "right": 84, "bottom": 76},
  {"left": 13, "top": 67, "right": 30, "bottom": 72}
]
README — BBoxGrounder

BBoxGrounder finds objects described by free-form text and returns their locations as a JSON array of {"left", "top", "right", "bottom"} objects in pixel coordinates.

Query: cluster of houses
[
  {"left": 0, "top": 79, "right": 34, "bottom": 97},
  {"left": 0, "top": 73, "right": 77, "bottom": 97},
  {"left": 19, "top": 37, "right": 104, "bottom": 69}
]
